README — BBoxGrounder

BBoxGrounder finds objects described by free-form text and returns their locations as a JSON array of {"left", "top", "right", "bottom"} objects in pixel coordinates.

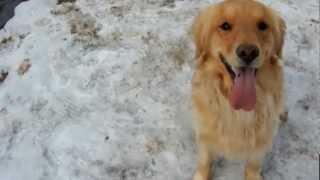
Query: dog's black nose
[{"left": 236, "top": 44, "right": 259, "bottom": 65}]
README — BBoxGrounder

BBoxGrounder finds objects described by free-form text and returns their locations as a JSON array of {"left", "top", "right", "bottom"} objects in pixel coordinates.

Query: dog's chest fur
[{"left": 192, "top": 68, "right": 282, "bottom": 159}]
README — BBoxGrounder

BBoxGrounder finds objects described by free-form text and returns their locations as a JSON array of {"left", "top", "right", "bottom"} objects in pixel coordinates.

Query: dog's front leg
[
  {"left": 245, "top": 158, "right": 263, "bottom": 180},
  {"left": 193, "top": 140, "right": 213, "bottom": 180}
]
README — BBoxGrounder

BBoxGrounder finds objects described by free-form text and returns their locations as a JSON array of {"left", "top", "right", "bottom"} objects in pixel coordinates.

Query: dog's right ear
[
  {"left": 274, "top": 14, "right": 286, "bottom": 58},
  {"left": 192, "top": 6, "right": 215, "bottom": 62}
]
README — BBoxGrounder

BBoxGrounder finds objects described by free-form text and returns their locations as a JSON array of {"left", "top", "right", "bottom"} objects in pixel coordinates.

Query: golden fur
[{"left": 191, "top": 0, "right": 286, "bottom": 180}]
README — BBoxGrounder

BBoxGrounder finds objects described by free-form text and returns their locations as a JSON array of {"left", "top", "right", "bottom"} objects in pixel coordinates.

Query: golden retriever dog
[{"left": 191, "top": 0, "right": 286, "bottom": 180}]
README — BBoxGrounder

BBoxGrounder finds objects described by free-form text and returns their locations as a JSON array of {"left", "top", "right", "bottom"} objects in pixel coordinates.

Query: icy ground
[{"left": 0, "top": 0, "right": 319, "bottom": 180}]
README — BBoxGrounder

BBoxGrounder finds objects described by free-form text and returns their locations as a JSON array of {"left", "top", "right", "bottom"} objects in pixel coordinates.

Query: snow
[{"left": 0, "top": 0, "right": 319, "bottom": 180}]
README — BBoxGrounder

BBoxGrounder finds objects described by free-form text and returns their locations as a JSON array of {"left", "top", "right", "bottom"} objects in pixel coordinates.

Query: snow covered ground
[{"left": 0, "top": 0, "right": 319, "bottom": 179}]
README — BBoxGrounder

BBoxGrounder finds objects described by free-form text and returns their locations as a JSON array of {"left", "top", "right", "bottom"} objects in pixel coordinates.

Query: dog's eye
[
  {"left": 220, "top": 22, "right": 232, "bottom": 31},
  {"left": 258, "top": 21, "right": 268, "bottom": 31}
]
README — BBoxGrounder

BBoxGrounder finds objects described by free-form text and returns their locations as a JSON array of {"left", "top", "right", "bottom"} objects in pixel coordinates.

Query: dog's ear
[
  {"left": 273, "top": 14, "right": 286, "bottom": 58},
  {"left": 192, "top": 6, "right": 215, "bottom": 61}
]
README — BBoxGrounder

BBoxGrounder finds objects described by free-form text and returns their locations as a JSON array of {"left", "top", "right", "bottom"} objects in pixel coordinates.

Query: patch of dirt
[
  {"left": 51, "top": 3, "right": 79, "bottom": 15},
  {"left": 17, "top": 58, "right": 31, "bottom": 75},
  {"left": 105, "top": 164, "right": 155, "bottom": 180},
  {"left": 109, "top": 5, "right": 131, "bottom": 18},
  {"left": 145, "top": 0, "right": 176, "bottom": 8},
  {"left": 167, "top": 37, "right": 192, "bottom": 69},
  {"left": 145, "top": 137, "right": 164, "bottom": 155},
  {"left": 141, "top": 31, "right": 159, "bottom": 45},
  {"left": 68, "top": 11, "right": 103, "bottom": 48},
  {"left": 57, "top": 0, "right": 76, "bottom": 5},
  {"left": 0, "top": 36, "right": 13, "bottom": 44},
  {"left": 296, "top": 94, "right": 317, "bottom": 111},
  {"left": 0, "top": 70, "right": 9, "bottom": 83},
  {"left": 0, "top": 35, "right": 14, "bottom": 49},
  {"left": 160, "top": 0, "right": 175, "bottom": 8},
  {"left": 34, "top": 17, "right": 52, "bottom": 27}
]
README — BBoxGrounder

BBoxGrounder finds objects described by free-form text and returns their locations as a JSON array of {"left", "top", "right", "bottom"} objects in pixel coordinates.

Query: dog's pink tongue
[{"left": 229, "top": 68, "right": 256, "bottom": 111}]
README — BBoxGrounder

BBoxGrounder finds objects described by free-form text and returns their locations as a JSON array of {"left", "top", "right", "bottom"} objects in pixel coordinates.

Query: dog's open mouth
[
  {"left": 219, "top": 53, "right": 258, "bottom": 111},
  {"left": 219, "top": 53, "right": 236, "bottom": 80},
  {"left": 219, "top": 53, "right": 258, "bottom": 80}
]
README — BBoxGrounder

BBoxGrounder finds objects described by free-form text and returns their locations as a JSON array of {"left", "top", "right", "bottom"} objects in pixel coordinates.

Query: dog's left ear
[
  {"left": 192, "top": 6, "right": 216, "bottom": 61},
  {"left": 273, "top": 14, "right": 286, "bottom": 58}
]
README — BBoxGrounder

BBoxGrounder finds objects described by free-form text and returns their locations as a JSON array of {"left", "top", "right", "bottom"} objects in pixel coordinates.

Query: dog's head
[{"left": 193, "top": 0, "right": 286, "bottom": 111}]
